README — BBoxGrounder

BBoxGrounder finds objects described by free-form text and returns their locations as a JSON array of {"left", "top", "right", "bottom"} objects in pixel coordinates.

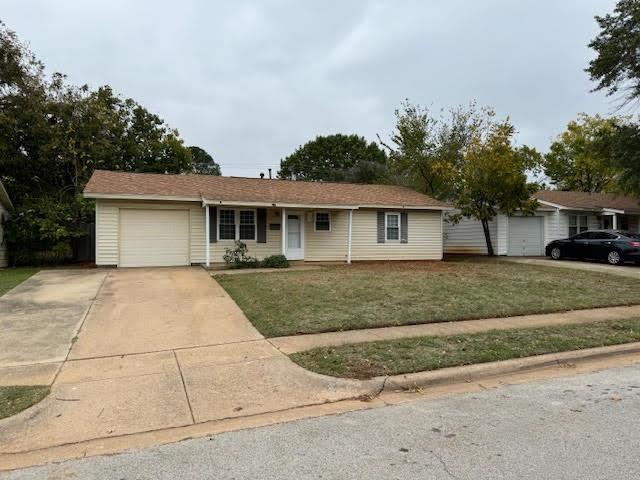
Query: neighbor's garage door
[
  {"left": 119, "top": 209, "right": 189, "bottom": 267},
  {"left": 507, "top": 217, "right": 543, "bottom": 256}
]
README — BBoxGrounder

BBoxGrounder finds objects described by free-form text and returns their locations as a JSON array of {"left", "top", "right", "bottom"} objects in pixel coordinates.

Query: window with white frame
[
  {"left": 315, "top": 212, "right": 331, "bottom": 231},
  {"left": 219, "top": 208, "right": 256, "bottom": 241},
  {"left": 239, "top": 210, "right": 256, "bottom": 240},
  {"left": 219, "top": 209, "right": 236, "bottom": 240},
  {"left": 385, "top": 212, "right": 400, "bottom": 241},
  {"left": 569, "top": 215, "right": 588, "bottom": 236}
]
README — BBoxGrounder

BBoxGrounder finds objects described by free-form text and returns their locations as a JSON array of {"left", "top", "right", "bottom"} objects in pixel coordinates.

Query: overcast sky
[{"left": 3, "top": 0, "right": 618, "bottom": 177}]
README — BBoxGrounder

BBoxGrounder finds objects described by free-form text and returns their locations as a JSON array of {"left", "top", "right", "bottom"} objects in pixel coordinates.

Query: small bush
[
  {"left": 261, "top": 255, "right": 289, "bottom": 269},
  {"left": 223, "top": 241, "right": 260, "bottom": 269}
]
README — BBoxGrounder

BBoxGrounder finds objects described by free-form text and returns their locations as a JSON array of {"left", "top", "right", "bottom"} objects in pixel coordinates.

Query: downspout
[
  {"left": 347, "top": 209, "right": 353, "bottom": 264},
  {"left": 281, "top": 207, "right": 286, "bottom": 256},
  {"left": 205, "top": 204, "right": 210, "bottom": 267}
]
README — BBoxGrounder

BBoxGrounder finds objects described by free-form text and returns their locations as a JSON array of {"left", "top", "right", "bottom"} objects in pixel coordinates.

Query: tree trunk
[{"left": 481, "top": 218, "right": 495, "bottom": 256}]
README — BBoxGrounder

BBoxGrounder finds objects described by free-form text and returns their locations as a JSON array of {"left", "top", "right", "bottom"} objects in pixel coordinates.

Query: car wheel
[
  {"left": 607, "top": 250, "right": 622, "bottom": 266},
  {"left": 550, "top": 247, "right": 562, "bottom": 260}
]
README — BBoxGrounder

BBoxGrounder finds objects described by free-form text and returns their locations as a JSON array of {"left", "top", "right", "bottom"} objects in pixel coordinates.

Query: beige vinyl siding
[
  {"left": 210, "top": 208, "right": 281, "bottom": 262},
  {"left": 351, "top": 209, "right": 443, "bottom": 261},
  {"left": 95, "top": 199, "right": 205, "bottom": 266},
  {"left": 0, "top": 203, "right": 7, "bottom": 267},
  {"left": 305, "top": 210, "right": 348, "bottom": 261},
  {"left": 443, "top": 213, "right": 497, "bottom": 255},
  {"left": 96, "top": 202, "right": 119, "bottom": 265},
  {"left": 190, "top": 208, "right": 206, "bottom": 264}
]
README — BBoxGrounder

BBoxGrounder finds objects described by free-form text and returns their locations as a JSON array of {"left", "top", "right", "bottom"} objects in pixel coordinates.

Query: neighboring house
[
  {"left": 0, "top": 180, "right": 13, "bottom": 268},
  {"left": 83, "top": 170, "right": 449, "bottom": 268},
  {"left": 444, "top": 191, "right": 640, "bottom": 257}
]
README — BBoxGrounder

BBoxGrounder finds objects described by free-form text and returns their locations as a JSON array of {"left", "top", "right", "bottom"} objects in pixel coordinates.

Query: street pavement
[{"left": 4, "top": 363, "right": 640, "bottom": 479}]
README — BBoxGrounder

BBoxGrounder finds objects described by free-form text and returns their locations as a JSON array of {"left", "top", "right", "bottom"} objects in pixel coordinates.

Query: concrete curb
[{"left": 379, "top": 342, "right": 640, "bottom": 391}]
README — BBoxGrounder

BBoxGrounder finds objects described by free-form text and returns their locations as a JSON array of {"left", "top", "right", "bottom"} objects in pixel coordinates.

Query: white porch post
[
  {"left": 281, "top": 207, "right": 286, "bottom": 256},
  {"left": 347, "top": 209, "right": 353, "bottom": 264},
  {"left": 205, "top": 204, "right": 210, "bottom": 267},
  {"left": 613, "top": 214, "right": 618, "bottom": 230}
]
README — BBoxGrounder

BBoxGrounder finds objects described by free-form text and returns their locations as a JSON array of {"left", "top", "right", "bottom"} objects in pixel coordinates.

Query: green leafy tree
[
  {"left": 449, "top": 120, "right": 540, "bottom": 256},
  {"left": 278, "top": 134, "right": 388, "bottom": 183},
  {"left": 0, "top": 21, "right": 195, "bottom": 264},
  {"left": 609, "top": 122, "right": 640, "bottom": 194},
  {"left": 380, "top": 100, "right": 494, "bottom": 200},
  {"left": 189, "top": 146, "right": 221, "bottom": 175},
  {"left": 544, "top": 114, "right": 622, "bottom": 192},
  {"left": 587, "top": 0, "right": 640, "bottom": 105}
]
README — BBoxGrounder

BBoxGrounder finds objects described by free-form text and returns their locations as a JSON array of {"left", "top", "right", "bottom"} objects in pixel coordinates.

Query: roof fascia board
[{"left": 84, "top": 193, "right": 201, "bottom": 202}]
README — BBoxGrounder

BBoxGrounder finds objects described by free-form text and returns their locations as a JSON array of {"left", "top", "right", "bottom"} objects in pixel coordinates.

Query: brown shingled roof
[
  {"left": 534, "top": 190, "right": 640, "bottom": 214},
  {"left": 84, "top": 170, "right": 448, "bottom": 209}
]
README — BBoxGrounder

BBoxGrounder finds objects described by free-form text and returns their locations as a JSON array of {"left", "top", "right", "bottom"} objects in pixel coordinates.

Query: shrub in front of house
[
  {"left": 223, "top": 242, "right": 290, "bottom": 269},
  {"left": 261, "top": 254, "right": 289, "bottom": 269},
  {"left": 222, "top": 241, "right": 260, "bottom": 269}
]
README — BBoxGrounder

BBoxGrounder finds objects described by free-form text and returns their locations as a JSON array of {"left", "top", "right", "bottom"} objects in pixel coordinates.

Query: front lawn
[
  {"left": 291, "top": 317, "right": 640, "bottom": 379},
  {"left": 0, "top": 385, "right": 50, "bottom": 419},
  {"left": 216, "top": 260, "right": 640, "bottom": 337},
  {"left": 0, "top": 267, "right": 39, "bottom": 297}
]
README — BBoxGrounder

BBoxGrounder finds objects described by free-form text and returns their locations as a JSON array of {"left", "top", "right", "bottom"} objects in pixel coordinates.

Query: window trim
[
  {"left": 238, "top": 209, "right": 257, "bottom": 241},
  {"left": 217, "top": 208, "right": 258, "bottom": 241},
  {"left": 569, "top": 214, "right": 588, "bottom": 237},
  {"left": 385, "top": 212, "right": 401, "bottom": 242},
  {"left": 314, "top": 211, "right": 331, "bottom": 232},
  {"left": 218, "top": 208, "right": 237, "bottom": 241}
]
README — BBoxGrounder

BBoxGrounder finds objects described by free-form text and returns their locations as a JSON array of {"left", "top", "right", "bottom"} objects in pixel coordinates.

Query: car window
[
  {"left": 590, "top": 232, "right": 616, "bottom": 240},
  {"left": 623, "top": 232, "right": 640, "bottom": 239},
  {"left": 572, "top": 233, "right": 589, "bottom": 240}
]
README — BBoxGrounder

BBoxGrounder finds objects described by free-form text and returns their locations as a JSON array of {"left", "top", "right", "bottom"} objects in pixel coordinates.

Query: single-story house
[
  {"left": 444, "top": 190, "right": 640, "bottom": 256},
  {"left": 0, "top": 180, "right": 13, "bottom": 268},
  {"left": 83, "top": 170, "right": 449, "bottom": 268}
]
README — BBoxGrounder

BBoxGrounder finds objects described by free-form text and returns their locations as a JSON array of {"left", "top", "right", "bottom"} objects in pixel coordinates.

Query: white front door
[{"left": 286, "top": 213, "right": 304, "bottom": 260}]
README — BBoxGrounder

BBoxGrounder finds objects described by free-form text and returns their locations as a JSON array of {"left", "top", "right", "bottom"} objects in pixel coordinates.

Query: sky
[{"left": 3, "top": 0, "right": 620, "bottom": 178}]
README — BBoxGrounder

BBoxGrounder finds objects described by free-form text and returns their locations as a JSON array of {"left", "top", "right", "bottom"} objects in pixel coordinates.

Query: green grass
[
  {"left": 291, "top": 317, "right": 640, "bottom": 379},
  {"left": 0, "top": 267, "right": 39, "bottom": 296},
  {"left": 215, "top": 260, "right": 640, "bottom": 337},
  {"left": 0, "top": 385, "right": 50, "bottom": 419}
]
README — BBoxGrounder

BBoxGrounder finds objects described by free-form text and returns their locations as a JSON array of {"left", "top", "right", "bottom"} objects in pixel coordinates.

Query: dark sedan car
[{"left": 545, "top": 230, "right": 640, "bottom": 265}]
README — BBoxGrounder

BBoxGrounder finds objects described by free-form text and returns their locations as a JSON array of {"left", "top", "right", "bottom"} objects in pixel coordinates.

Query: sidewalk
[{"left": 269, "top": 304, "right": 640, "bottom": 354}]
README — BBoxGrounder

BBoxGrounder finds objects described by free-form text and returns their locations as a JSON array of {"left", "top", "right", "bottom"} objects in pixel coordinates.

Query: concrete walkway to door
[{"left": 0, "top": 268, "right": 375, "bottom": 468}]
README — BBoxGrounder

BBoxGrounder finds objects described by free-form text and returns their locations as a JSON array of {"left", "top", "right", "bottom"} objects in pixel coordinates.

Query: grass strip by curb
[
  {"left": 0, "top": 386, "right": 50, "bottom": 420},
  {"left": 290, "top": 317, "right": 640, "bottom": 379}
]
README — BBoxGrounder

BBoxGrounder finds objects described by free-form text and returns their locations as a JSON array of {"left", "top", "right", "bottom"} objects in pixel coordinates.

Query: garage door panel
[
  {"left": 508, "top": 217, "right": 543, "bottom": 256},
  {"left": 120, "top": 209, "right": 189, "bottom": 267}
]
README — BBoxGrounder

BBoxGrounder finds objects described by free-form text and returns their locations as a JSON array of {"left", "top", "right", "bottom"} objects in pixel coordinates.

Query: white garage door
[
  {"left": 119, "top": 209, "right": 189, "bottom": 267},
  {"left": 508, "top": 217, "right": 543, "bottom": 256}
]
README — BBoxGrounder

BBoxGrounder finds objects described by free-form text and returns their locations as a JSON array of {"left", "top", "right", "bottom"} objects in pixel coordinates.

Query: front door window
[{"left": 287, "top": 215, "right": 301, "bottom": 249}]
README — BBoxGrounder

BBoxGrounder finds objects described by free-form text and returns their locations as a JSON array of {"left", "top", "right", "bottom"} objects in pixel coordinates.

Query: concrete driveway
[
  {"left": 0, "top": 270, "right": 107, "bottom": 384},
  {"left": 504, "top": 257, "right": 640, "bottom": 279},
  {"left": 0, "top": 268, "right": 373, "bottom": 468}
]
